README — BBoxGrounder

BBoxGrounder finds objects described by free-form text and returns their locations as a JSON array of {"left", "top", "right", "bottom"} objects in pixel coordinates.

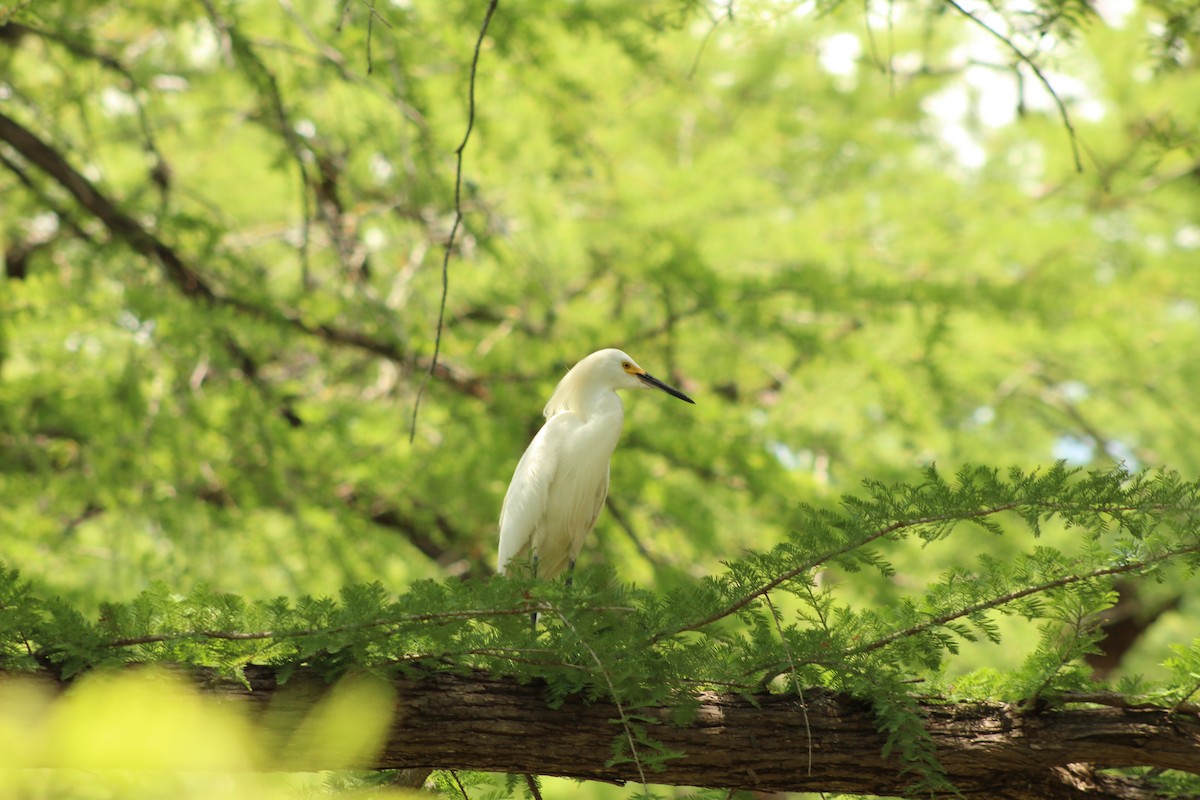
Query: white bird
[{"left": 497, "top": 348, "right": 695, "bottom": 582}]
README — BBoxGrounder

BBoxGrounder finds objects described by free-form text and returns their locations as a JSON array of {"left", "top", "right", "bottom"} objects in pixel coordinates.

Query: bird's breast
[{"left": 559, "top": 407, "right": 623, "bottom": 475}]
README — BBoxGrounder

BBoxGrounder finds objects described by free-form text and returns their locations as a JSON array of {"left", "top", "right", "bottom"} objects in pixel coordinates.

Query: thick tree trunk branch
[{"left": 194, "top": 667, "right": 1198, "bottom": 799}]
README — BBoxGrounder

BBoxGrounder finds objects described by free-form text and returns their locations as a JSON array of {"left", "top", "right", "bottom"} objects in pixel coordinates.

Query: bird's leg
[
  {"left": 565, "top": 558, "right": 576, "bottom": 589},
  {"left": 529, "top": 555, "right": 539, "bottom": 634}
]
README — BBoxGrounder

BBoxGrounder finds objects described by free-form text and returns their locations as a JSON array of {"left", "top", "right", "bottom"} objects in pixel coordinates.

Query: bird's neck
[
  {"left": 564, "top": 386, "right": 620, "bottom": 424},
  {"left": 546, "top": 379, "right": 626, "bottom": 424}
]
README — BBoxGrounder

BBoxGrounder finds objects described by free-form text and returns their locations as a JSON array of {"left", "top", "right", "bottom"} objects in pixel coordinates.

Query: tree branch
[
  {"left": 98, "top": 607, "right": 548, "bottom": 650},
  {"left": 409, "top": 0, "right": 499, "bottom": 441},
  {"left": 662, "top": 500, "right": 1193, "bottom": 643},
  {"left": 660, "top": 502, "right": 1022, "bottom": 640},
  {"left": 153, "top": 668, "right": 1200, "bottom": 798},
  {"left": 943, "top": 0, "right": 1083, "bottom": 172},
  {"left": 0, "top": 109, "right": 487, "bottom": 399},
  {"left": 847, "top": 542, "right": 1200, "bottom": 659}
]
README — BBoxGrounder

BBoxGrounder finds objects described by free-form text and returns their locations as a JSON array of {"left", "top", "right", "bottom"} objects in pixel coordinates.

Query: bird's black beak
[{"left": 637, "top": 371, "right": 695, "bottom": 404}]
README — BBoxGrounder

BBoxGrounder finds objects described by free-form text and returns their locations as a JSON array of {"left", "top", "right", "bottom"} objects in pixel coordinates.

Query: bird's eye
[{"left": 621, "top": 361, "right": 631, "bottom": 370}]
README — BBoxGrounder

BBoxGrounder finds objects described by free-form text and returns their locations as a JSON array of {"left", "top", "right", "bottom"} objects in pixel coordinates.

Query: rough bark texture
[{"left": 194, "top": 666, "right": 1199, "bottom": 799}]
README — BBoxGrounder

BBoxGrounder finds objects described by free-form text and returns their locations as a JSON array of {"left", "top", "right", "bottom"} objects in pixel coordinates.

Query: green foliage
[
  {"left": 1142, "top": 768, "right": 1200, "bottom": 800},
  {"left": 3, "top": 0, "right": 1200, "bottom": 605},
  {"left": 3, "top": 0, "right": 1200, "bottom": 796},
  {"left": 4, "top": 464, "right": 1199, "bottom": 794},
  {"left": 1161, "top": 639, "right": 1200, "bottom": 708},
  {"left": 0, "top": 564, "right": 41, "bottom": 671}
]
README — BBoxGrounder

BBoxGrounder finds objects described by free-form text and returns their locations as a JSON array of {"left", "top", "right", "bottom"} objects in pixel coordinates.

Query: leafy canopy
[{"left": 2, "top": 0, "right": 1200, "bottom": 796}]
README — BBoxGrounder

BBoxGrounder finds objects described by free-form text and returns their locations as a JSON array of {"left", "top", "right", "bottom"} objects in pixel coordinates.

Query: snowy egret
[{"left": 497, "top": 348, "right": 695, "bottom": 582}]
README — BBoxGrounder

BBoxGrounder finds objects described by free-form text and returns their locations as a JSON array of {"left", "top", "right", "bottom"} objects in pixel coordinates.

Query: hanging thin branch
[
  {"left": 943, "top": 0, "right": 1084, "bottom": 172},
  {"left": 408, "top": 0, "right": 500, "bottom": 442}
]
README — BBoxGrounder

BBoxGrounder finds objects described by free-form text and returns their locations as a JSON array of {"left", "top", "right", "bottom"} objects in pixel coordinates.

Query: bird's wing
[
  {"left": 497, "top": 414, "right": 569, "bottom": 574},
  {"left": 571, "top": 462, "right": 609, "bottom": 563},
  {"left": 586, "top": 465, "right": 609, "bottom": 538}
]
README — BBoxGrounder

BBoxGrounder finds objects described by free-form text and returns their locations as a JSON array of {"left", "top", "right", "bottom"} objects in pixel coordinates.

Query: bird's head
[
  {"left": 592, "top": 349, "right": 695, "bottom": 403},
  {"left": 544, "top": 348, "right": 695, "bottom": 417}
]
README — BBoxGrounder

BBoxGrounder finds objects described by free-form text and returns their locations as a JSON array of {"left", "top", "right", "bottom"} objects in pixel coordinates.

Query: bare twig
[
  {"left": 522, "top": 774, "right": 543, "bottom": 800},
  {"left": 604, "top": 496, "right": 663, "bottom": 569},
  {"left": 366, "top": 0, "right": 383, "bottom": 73},
  {"left": 202, "top": 0, "right": 317, "bottom": 282},
  {"left": 409, "top": 0, "right": 500, "bottom": 442},
  {"left": 450, "top": 770, "right": 471, "bottom": 800},
  {"left": 687, "top": 2, "right": 732, "bottom": 80},
  {"left": 943, "top": 0, "right": 1083, "bottom": 172}
]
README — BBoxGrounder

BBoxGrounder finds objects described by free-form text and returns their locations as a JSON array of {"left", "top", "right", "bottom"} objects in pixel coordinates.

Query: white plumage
[{"left": 497, "top": 348, "right": 694, "bottom": 580}]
